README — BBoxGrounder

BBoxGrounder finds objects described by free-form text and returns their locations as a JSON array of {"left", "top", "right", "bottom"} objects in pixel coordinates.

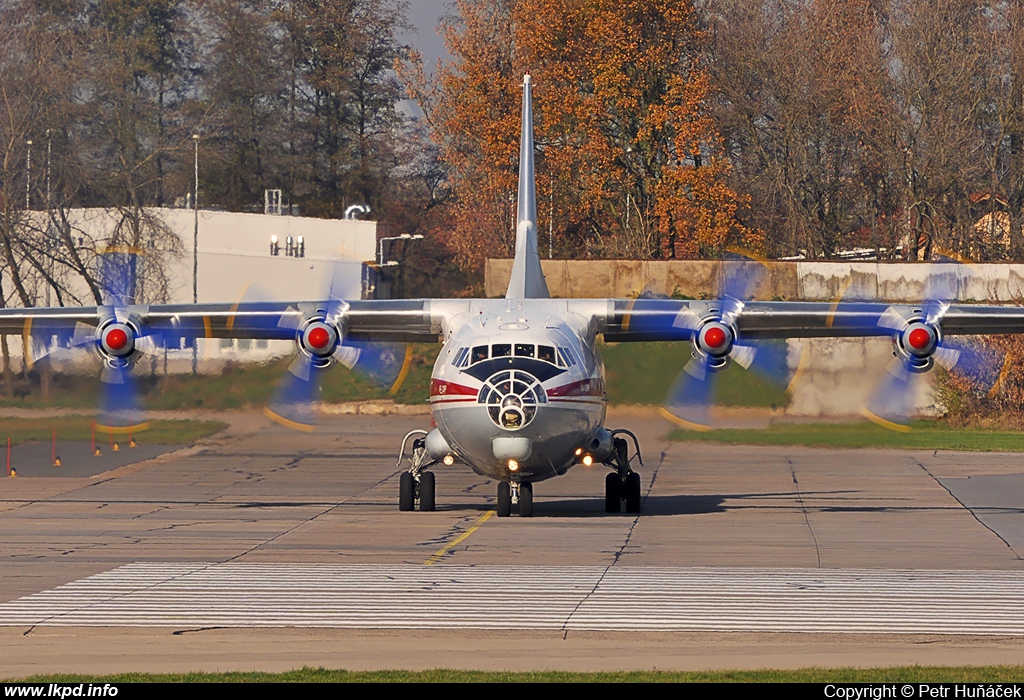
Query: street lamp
[
  {"left": 45, "top": 130, "right": 52, "bottom": 308},
  {"left": 191, "top": 133, "right": 199, "bottom": 375},
  {"left": 375, "top": 234, "right": 424, "bottom": 301},
  {"left": 377, "top": 233, "right": 424, "bottom": 265},
  {"left": 25, "top": 139, "right": 32, "bottom": 210}
]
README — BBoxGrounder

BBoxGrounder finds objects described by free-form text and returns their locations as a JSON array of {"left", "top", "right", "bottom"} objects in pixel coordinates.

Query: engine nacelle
[
  {"left": 893, "top": 320, "right": 939, "bottom": 373},
  {"left": 692, "top": 320, "right": 737, "bottom": 371},
  {"left": 96, "top": 318, "right": 141, "bottom": 367},
  {"left": 584, "top": 428, "right": 615, "bottom": 463},
  {"left": 424, "top": 428, "right": 454, "bottom": 462},
  {"left": 297, "top": 317, "right": 341, "bottom": 365}
]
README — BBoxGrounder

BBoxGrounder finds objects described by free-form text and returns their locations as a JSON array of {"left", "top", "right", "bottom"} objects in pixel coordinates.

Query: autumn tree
[
  {"left": 417, "top": 0, "right": 751, "bottom": 270},
  {"left": 199, "top": 0, "right": 289, "bottom": 211}
]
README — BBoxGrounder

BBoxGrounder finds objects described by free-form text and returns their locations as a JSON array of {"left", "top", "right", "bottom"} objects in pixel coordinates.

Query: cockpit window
[
  {"left": 492, "top": 344, "right": 512, "bottom": 358},
  {"left": 558, "top": 347, "right": 577, "bottom": 367},
  {"left": 471, "top": 345, "right": 489, "bottom": 363},
  {"left": 537, "top": 345, "right": 556, "bottom": 364},
  {"left": 514, "top": 343, "right": 535, "bottom": 358},
  {"left": 453, "top": 347, "right": 470, "bottom": 367}
]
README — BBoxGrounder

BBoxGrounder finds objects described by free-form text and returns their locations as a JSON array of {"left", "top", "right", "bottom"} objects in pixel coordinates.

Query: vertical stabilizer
[{"left": 506, "top": 73, "right": 550, "bottom": 299}]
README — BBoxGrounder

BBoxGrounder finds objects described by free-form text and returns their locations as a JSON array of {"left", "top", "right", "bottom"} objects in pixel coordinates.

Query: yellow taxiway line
[{"left": 424, "top": 510, "right": 495, "bottom": 565}]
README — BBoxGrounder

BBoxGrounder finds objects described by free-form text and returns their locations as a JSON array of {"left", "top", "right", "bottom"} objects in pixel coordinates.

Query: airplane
[{"left": 3, "top": 73, "right": 1024, "bottom": 518}]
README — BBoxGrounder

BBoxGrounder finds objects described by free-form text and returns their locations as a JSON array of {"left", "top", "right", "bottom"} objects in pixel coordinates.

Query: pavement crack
[
  {"left": 172, "top": 626, "right": 227, "bottom": 636},
  {"left": 789, "top": 457, "right": 821, "bottom": 569},
  {"left": 560, "top": 445, "right": 664, "bottom": 634},
  {"left": 223, "top": 467, "right": 405, "bottom": 562},
  {"left": 918, "top": 461, "right": 1023, "bottom": 561}
]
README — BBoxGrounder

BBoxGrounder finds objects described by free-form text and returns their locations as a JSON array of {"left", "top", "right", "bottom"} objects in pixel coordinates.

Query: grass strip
[
  {"left": 0, "top": 342, "right": 791, "bottom": 411},
  {"left": 669, "top": 420, "right": 1024, "bottom": 452},
  {"left": 12, "top": 666, "right": 1024, "bottom": 682}
]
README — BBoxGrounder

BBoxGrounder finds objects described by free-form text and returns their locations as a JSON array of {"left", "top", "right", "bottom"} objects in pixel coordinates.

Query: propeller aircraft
[{"left": 2, "top": 74, "right": 1024, "bottom": 517}]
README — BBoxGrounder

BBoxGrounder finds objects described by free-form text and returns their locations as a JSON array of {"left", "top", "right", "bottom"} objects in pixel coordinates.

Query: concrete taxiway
[{"left": 1, "top": 408, "right": 1024, "bottom": 675}]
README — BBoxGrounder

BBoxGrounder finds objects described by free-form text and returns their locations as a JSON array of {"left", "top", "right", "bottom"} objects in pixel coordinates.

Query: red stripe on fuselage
[
  {"left": 430, "top": 378, "right": 479, "bottom": 398},
  {"left": 546, "top": 378, "right": 605, "bottom": 398}
]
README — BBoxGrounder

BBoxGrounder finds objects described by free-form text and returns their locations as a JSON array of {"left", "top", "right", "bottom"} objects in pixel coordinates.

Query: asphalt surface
[{"left": 2, "top": 408, "right": 1024, "bottom": 675}]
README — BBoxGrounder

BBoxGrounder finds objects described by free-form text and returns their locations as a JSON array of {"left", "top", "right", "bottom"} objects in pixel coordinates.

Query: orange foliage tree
[{"left": 410, "top": 0, "right": 754, "bottom": 271}]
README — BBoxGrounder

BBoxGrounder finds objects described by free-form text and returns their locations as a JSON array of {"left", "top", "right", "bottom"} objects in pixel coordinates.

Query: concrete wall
[
  {"left": 485, "top": 258, "right": 1024, "bottom": 302},
  {"left": 488, "top": 259, "right": 977, "bottom": 418}
]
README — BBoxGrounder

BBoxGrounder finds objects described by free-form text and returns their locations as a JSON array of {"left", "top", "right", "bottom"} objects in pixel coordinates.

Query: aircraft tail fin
[{"left": 505, "top": 73, "right": 550, "bottom": 300}]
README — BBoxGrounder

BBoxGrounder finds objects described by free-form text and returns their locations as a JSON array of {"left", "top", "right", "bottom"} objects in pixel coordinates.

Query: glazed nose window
[{"left": 478, "top": 370, "right": 547, "bottom": 430}]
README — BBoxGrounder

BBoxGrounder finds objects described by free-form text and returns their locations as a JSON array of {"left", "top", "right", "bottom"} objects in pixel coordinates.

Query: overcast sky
[{"left": 401, "top": 0, "right": 452, "bottom": 75}]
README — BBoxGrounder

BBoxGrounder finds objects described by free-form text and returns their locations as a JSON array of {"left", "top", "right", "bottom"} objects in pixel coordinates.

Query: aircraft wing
[
  {"left": 598, "top": 299, "right": 1024, "bottom": 342},
  {"left": 0, "top": 299, "right": 440, "bottom": 345}
]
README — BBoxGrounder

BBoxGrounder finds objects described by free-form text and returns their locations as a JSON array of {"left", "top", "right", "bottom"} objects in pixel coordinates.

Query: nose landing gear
[
  {"left": 496, "top": 479, "right": 533, "bottom": 518},
  {"left": 604, "top": 430, "right": 643, "bottom": 514}
]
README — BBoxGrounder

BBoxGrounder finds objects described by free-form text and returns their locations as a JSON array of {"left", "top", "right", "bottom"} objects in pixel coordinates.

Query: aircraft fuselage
[{"left": 430, "top": 302, "right": 606, "bottom": 482}]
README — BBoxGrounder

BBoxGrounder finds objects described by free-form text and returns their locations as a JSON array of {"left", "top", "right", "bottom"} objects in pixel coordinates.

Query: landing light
[
  {"left": 575, "top": 448, "right": 583, "bottom": 456},
  {"left": 508, "top": 459, "right": 519, "bottom": 472},
  {"left": 582, "top": 455, "right": 593, "bottom": 467},
  {"left": 443, "top": 454, "right": 455, "bottom": 466}
]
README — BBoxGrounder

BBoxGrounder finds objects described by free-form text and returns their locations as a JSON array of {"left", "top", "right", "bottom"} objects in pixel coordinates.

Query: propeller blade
[
  {"left": 861, "top": 358, "right": 916, "bottom": 431},
  {"left": 932, "top": 346, "right": 961, "bottom": 371},
  {"left": 720, "top": 258, "right": 766, "bottom": 303},
  {"left": 731, "top": 343, "right": 757, "bottom": 370},
  {"left": 287, "top": 353, "right": 314, "bottom": 382},
  {"left": 343, "top": 342, "right": 412, "bottom": 395},
  {"left": 333, "top": 344, "right": 361, "bottom": 370},
  {"left": 264, "top": 355, "right": 324, "bottom": 431},
  {"left": 72, "top": 321, "right": 98, "bottom": 348},
  {"left": 661, "top": 354, "right": 716, "bottom": 431},
  {"left": 743, "top": 339, "right": 794, "bottom": 389},
  {"left": 98, "top": 361, "right": 146, "bottom": 431},
  {"left": 877, "top": 306, "right": 909, "bottom": 331},
  {"left": 277, "top": 305, "right": 304, "bottom": 333},
  {"left": 940, "top": 337, "right": 1003, "bottom": 391}
]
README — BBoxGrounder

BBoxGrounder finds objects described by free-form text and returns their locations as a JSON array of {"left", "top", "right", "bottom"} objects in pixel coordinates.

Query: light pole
[
  {"left": 45, "top": 130, "right": 52, "bottom": 308},
  {"left": 25, "top": 139, "right": 32, "bottom": 210},
  {"left": 376, "top": 233, "right": 423, "bottom": 300},
  {"left": 192, "top": 133, "right": 199, "bottom": 375},
  {"left": 377, "top": 233, "right": 423, "bottom": 265}
]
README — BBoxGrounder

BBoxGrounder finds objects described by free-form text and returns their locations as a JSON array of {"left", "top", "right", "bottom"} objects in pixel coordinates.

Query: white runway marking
[{"left": 3, "top": 563, "right": 1024, "bottom": 634}]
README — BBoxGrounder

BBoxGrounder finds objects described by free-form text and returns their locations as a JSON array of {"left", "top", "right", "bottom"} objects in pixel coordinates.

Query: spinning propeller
[
  {"left": 255, "top": 264, "right": 412, "bottom": 431},
  {"left": 858, "top": 264, "right": 1003, "bottom": 431},
  {"left": 657, "top": 256, "right": 793, "bottom": 430},
  {"left": 25, "top": 248, "right": 206, "bottom": 431}
]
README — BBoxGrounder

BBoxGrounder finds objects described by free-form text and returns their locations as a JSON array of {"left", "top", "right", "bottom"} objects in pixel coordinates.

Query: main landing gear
[
  {"left": 396, "top": 430, "right": 436, "bottom": 512},
  {"left": 496, "top": 480, "right": 533, "bottom": 518},
  {"left": 604, "top": 430, "right": 644, "bottom": 514}
]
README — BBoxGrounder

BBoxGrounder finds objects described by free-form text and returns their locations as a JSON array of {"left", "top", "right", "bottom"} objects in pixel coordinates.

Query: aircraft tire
[
  {"left": 496, "top": 481, "right": 512, "bottom": 517},
  {"left": 399, "top": 471, "right": 415, "bottom": 511},
  {"left": 519, "top": 482, "right": 533, "bottom": 518},
  {"left": 419, "top": 471, "right": 436, "bottom": 512},
  {"left": 605, "top": 472, "right": 621, "bottom": 513},
  {"left": 625, "top": 472, "right": 642, "bottom": 513}
]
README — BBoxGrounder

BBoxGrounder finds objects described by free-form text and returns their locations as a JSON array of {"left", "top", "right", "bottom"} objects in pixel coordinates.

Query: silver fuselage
[{"left": 429, "top": 301, "right": 606, "bottom": 482}]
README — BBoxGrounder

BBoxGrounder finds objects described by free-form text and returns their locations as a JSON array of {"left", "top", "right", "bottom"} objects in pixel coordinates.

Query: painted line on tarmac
[
  {"left": 7, "top": 564, "right": 1024, "bottom": 633},
  {"left": 424, "top": 510, "right": 495, "bottom": 565}
]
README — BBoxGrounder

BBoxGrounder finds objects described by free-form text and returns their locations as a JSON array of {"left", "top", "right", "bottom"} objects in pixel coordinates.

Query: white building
[{"left": 5, "top": 207, "right": 378, "bottom": 368}]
